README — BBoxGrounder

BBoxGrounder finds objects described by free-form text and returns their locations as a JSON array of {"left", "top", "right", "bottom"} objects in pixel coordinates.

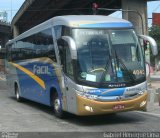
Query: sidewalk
[
  {"left": 150, "top": 70, "right": 160, "bottom": 79},
  {"left": 147, "top": 102, "right": 160, "bottom": 115},
  {"left": 147, "top": 72, "right": 160, "bottom": 115}
]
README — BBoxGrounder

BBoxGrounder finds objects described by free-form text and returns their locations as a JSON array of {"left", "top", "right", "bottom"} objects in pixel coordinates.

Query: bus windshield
[{"left": 72, "top": 29, "right": 145, "bottom": 87}]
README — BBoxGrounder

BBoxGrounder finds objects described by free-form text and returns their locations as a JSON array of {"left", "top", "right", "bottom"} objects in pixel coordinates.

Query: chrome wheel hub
[
  {"left": 54, "top": 98, "right": 60, "bottom": 113},
  {"left": 16, "top": 90, "right": 20, "bottom": 99}
]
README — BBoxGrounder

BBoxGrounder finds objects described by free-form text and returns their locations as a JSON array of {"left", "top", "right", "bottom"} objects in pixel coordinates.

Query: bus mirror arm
[
  {"left": 57, "top": 38, "right": 65, "bottom": 49},
  {"left": 138, "top": 35, "right": 158, "bottom": 56},
  {"left": 57, "top": 37, "right": 72, "bottom": 49},
  {"left": 58, "top": 36, "right": 77, "bottom": 59}
]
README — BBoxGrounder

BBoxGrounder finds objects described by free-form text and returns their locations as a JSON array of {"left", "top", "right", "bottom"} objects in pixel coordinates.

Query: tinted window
[
  {"left": 7, "top": 44, "right": 17, "bottom": 61},
  {"left": 54, "top": 25, "right": 62, "bottom": 40},
  {"left": 11, "top": 28, "right": 57, "bottom": 62},
  {"left": 32, "top": 29, "right": 56, "bottom": 62}
]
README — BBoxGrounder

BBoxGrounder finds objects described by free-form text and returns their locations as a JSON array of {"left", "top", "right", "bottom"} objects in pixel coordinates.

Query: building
[
  {"left": 152, "top": 13, "right": 160, "bottom": 26},
  {"left": 0, "top": 11, "right": 8, "bottom": 22}
]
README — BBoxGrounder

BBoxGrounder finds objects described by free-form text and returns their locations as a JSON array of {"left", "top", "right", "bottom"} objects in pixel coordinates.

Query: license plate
[{"left": 113, "top": 104, "right": 125, "bottom": 110}]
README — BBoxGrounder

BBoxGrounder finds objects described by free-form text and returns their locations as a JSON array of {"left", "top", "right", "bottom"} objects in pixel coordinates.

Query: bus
[{"left": 5, "top": 15, "right": 158, "bottom": 118}]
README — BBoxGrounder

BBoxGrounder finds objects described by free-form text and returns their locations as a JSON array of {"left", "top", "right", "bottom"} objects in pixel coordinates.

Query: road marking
[{"left": 135, "top": 111, "right": 160, "bottom": 118}]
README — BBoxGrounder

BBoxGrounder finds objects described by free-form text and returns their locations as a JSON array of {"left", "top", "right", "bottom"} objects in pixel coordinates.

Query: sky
[
  {"left": 0, "top": 0, "right": 160, "bottom": 26},
  {"left": 0, "top": 0, "right": 24, "bottom": 21}
]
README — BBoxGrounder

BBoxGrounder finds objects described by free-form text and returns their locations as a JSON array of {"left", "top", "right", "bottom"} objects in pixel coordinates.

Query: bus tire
[
  {"left": 52, "top": 92, "right": 65, "bottom": 118},
  {"left": 15, "top": 84, "right": 22, "bottom": 102}
]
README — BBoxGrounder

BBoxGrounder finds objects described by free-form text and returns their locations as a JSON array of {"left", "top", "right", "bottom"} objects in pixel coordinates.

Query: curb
[{"left": 148, "top": 88, "right": 160, "bottom": 105}]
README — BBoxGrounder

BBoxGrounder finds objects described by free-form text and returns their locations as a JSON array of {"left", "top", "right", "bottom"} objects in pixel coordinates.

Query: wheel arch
[{"left": 50, "top": 87, "right": 58, "bottom": 106}]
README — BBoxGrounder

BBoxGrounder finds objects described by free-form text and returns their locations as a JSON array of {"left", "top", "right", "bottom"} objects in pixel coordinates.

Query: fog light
[
  {"left": 140, "top": 101, "right": 146, "bottom": 107},
  {"left": 84, "top": 105, "right": 94, "bottom": 112}
]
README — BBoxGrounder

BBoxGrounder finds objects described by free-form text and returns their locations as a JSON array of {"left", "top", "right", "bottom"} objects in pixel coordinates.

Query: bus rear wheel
[
  {"left": 15, "top": 85, "right": 22, "bottom": 102},
  {"left": 52, "top": 93, "right": 65, "bottom": 118}
]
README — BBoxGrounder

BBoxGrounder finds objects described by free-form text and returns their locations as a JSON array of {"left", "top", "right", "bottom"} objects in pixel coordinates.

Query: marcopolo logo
[{"left": 33, "top": 65, "right": 50, "bottom": 75}]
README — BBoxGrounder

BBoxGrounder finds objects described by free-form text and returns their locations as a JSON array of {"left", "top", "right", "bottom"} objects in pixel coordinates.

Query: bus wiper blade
[
  {"left": 98, "top": 53, "right": 112, "bottom": 87},
  {"left": 114, "top": 50, "right": 136, "bottom": 83}
]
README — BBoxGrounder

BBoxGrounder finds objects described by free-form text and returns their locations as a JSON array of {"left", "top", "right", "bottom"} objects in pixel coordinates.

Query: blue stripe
[
  {"left": 79, "top": 23, "right": 133, "bottom": 28},
  {"left": 87, "top": 88, "right": 125, "bottom": 96}
]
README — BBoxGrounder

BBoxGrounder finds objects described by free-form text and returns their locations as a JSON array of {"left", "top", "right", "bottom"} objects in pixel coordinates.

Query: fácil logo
[{"left": 33, "top": 65, "right": 50, "bottom": 75}]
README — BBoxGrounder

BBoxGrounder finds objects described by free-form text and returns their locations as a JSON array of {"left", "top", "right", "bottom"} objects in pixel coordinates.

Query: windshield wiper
[
  {"left": 89, "top": 41, "right": 94, "bottom": 70},
  {"left": 98, "top": 53, "right": 113, "bottom": 87},
  {"left": 114, "top": 50, "right": 136, "bottom": 83}
]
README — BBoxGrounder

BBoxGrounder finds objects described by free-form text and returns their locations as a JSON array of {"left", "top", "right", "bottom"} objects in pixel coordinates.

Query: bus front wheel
[{"left": 52, "top": 93, "right": 65, "bottom": 118}]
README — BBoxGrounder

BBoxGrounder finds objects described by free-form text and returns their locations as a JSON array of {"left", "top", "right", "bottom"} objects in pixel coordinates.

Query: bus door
[{"left": 57, "top": 39, "right": 78, "bottom": 114}]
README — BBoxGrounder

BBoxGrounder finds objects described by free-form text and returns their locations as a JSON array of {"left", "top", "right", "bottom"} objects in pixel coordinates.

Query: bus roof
[
  {"left": 52, "top": 15, "right": 133, "bottom": 28},
  {"left": 7, "top": 15, "right": 133, "bottom": 45}
]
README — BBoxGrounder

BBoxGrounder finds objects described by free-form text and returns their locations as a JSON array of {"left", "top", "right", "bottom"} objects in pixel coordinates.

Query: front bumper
[{"left": 76, "top": 92, "right": 148, "bottom": 116}]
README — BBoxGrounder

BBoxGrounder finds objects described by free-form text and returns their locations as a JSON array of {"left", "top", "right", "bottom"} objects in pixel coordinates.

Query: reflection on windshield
[{"left": 72, "top": 29, "right": 145, "bottom": 85}]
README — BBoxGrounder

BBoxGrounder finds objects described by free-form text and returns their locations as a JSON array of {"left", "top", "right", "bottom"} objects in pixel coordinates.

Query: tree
[{"left": 149, "top": 25, "right": 160, "bottom": 67}]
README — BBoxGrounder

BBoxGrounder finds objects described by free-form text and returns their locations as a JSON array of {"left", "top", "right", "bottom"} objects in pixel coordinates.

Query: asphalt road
[
  {"left": 0, "top": 81, "right": 6, "bottom": 90},
  {"left": 0, "top": 80, "right": 160, "bottom": 138}
]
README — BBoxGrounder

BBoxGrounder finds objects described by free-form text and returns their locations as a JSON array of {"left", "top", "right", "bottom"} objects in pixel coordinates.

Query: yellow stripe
[{"left": 9, "top": 62, "right": 46, "bottom": 89}]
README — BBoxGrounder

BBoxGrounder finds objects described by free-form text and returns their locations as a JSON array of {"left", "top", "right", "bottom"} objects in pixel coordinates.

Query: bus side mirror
[
  {"left": 138, "top": 35, "right": 158, "bottom": 56},
  {"left": 58, "top": 36, "right": 77, "bottom": 59},
  {"left": 143, "top": 40, "right": 148, "bottom": 51},
  {"left": 57, "top": 37, "right": 70, "bottom": 50},
  {"left": 57, "top": 38, "right": 64, "bottom": 50}
]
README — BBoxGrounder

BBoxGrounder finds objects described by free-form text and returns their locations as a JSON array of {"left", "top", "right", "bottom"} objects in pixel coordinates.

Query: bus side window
[
  {"left": 54, "top": 25, "right": 62, "bottom": 40},
  {"left": 34, "top": 29, "right": 57, "bottom": 62},
  {"left": 7, "top": 44, "right": 14, "bottom": 61},
  {"left": 7, "top": 45, "right": 10, "bottom": 61}
]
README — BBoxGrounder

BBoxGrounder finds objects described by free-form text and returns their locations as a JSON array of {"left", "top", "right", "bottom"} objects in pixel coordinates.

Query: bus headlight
[
  {"left": 138, "top": 90, "right": 146, "bottom": 95},
  {"left": 76, "top": 90, "right": 98, "bottom": 100},
  {"left": 84, "top": 105, "right": 94, "bottom": 112}
]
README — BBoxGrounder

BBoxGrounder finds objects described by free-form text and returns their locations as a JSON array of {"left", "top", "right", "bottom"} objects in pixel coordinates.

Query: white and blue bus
[{"left": 5, "top": 15, "right": 158, "bottom": 118}]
